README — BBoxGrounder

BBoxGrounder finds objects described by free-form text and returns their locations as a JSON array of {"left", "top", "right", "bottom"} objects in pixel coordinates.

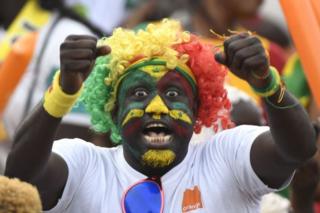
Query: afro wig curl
[
  {"left": 0, "top": 176, "right": 42, "bottom": 213},
  {"left": 80, "top": 19, "right": 232, "bottom": 144}
]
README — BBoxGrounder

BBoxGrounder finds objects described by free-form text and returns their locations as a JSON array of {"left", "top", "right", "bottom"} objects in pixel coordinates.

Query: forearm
[
  {"left": 263, "top": 89, "right": 317, "bottom": 163},
  {"left": 5, "top": 104, "right": 61, "bottom": 181}
]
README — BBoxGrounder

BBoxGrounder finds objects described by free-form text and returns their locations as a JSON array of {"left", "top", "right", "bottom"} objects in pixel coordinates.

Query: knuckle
[
  {"left": 258, "top": 52, "right": 267, "bottom": 60},
  {"left": 241, "top": 32, "right": 250, "bottom": 37},
  {"left": 60, "top": 42, "right": 67, "bottom": 50},
  {"left": 228, "top": 43, "right": 237, "bottom": 53},
  {"left": 66, "top": 34, "right": 77, "bottom": 40},
  {"left": 235, "top": 51, "right": 245, "bottom": 60},
  {"left": 250, "top": 36, "right": 261, "bottom": 44},
  {"left": 257, "top": 45, "right": 265, "bottom": 53}
]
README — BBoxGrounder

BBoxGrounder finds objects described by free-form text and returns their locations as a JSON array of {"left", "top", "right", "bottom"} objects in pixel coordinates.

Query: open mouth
[{"left": 142, "top": 122, "right": 172, "bottom": 144}]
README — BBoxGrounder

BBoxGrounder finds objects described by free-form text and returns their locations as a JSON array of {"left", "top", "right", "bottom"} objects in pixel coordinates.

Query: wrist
[
  {"left": 248, "top": 73, "right": 272, "bottom": 90},
  {"left": 250, "top": 66, "right": 281, "bottom": 98},
  {"left": 43, "top": 70, "right": 83, "bottom": 118},
  {"left": 59, "top": 73, "right": 83, "bottom": 94}
]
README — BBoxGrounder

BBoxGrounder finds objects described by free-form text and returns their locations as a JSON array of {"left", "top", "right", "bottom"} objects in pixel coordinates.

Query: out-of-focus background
[{"left": 0, "top": 0, "right": 319, "bottom": 212}]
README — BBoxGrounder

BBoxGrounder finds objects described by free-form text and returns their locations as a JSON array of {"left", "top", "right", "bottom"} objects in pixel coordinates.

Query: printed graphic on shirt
[{"left": 182, "top": 186, "right": 203, "bottom": 212}]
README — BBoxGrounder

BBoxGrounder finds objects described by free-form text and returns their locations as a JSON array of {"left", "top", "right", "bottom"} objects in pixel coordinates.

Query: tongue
[{"left": 148, "top": 132, "right": 165, "bottom": 137}]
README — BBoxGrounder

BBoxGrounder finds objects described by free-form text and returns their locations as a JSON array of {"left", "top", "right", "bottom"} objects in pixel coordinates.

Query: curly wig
[
  {"left": 0, "top": 176, "right": 42, "bottom": 213},
  {"left": 80, "top": 19, "right": 231, "bottom": 143}
]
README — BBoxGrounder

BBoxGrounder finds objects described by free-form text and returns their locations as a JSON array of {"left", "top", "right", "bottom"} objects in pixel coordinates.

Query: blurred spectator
[
  {"left": 240, "top": 17, "right": 291, "bottom": 51},
  {"left": 290, "top": 157, "right": 319, "bottom": 213},
  {"left": 0, "top": 0, "right": 125, "bottom": 173},
  {"left": 0, "top": 176, "right": 42, "bottom": 213},
  {"left": 0, "top": 0, "right": 26, "bottom": 29},
  {"left": 123, "top": 0, "right": 287, "bottom": 105},
  {"left": 63, "top": 0, "right": 126, "bottom": 33}
]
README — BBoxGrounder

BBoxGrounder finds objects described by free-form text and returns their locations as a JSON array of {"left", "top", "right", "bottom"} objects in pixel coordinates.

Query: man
[{"left": 5, "top": 20, "right": 316, "bottom": 212}]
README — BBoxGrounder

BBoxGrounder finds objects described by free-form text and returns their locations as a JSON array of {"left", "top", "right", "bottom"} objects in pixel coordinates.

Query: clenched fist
[
  {"left": 59, "top": 35, "right": 110, "bottom": 94},
  {"left": 215, "top": 33, "right": 270, "bottom": 87}
]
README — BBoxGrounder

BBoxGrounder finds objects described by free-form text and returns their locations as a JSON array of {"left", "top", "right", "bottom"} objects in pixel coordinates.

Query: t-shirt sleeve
[
  {"left": 44, "top": 138, "right": 98, "bottom": 213},
  {"left": 211, "top": 125, "right": 291, "bottom": 197}
]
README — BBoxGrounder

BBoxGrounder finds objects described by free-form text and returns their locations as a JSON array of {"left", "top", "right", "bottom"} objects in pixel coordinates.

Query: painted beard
[{"left": 141, "top": 149, "right": 176, "bottom": 168}]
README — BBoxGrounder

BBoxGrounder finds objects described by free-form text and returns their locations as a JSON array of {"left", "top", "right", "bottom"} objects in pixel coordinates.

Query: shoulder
[
  {"left": 52, "top": 138, "right": 96, "bottom": 153},
  {"left": 52, "top": 138, "right": 122, "bottom": 163},
  {"left": 213, "top": 125, "right": 269, "bottom": 144},
  {"left": 198, "top": 125, "right": 269, "bottom": 158},
  {"left": 52, "top": 138, "right": 102, "bottom": 163}
]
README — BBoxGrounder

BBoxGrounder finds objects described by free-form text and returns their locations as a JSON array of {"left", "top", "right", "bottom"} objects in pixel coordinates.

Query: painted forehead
[{"left": 118, "top": 66, "right": 196, "bottom": 94}]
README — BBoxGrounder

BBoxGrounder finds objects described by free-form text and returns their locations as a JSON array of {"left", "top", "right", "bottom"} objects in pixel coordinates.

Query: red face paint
[{"left": 117, "top": 69, "right": 197, "bottom": 175}]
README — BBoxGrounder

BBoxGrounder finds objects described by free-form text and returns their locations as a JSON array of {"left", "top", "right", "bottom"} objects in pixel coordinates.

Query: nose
[{"left": 145, "top": 95, "right": 169, "bottom": 119}]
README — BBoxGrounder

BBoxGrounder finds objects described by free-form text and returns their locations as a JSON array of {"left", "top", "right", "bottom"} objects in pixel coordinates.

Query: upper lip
[
  {"left": 143, "top": 120, "right": 170, "bottom": 129},
  {"left": 142, "top": 120, "right": 172, "bottom": 134}
]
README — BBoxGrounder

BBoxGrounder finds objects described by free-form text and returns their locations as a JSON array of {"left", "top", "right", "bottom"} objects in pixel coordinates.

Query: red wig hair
[{"left": 174, "top": 35, "right": 232, "bottom": 133}]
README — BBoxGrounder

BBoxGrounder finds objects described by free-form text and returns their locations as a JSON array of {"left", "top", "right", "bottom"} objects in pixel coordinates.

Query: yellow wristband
[{"left": 43, "top": 71, "right": 83, "bottom": 118}]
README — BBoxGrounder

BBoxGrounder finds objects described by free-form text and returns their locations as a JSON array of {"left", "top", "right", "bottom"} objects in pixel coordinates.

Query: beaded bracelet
[{"left": 43, "top": 70, "right": 83, "bottom": 118}]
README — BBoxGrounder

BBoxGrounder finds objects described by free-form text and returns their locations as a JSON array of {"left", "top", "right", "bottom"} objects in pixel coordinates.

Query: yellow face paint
[
  {"left": 140, "top": 65, "right": 169, "bottom": 80},
  {"left": 141, "top": 149, "right": 176, "bottom": 168},
  {"left": 169, "top": 109, "right": 192, "bottom": 124},
  {"left": 122, "top": 109, "right": 144, "bottom": 126},
  {"left": 145, "top": 95, "right": 169, "bottom": 119}
]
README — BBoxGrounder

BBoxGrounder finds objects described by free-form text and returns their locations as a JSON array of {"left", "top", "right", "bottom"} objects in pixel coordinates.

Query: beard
[{"left": 141, "top": 149, "right": 176, "bottom": 168}]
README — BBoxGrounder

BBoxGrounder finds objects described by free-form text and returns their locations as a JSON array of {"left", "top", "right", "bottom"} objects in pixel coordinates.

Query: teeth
[
  {"left": 144, "top": 135, "right": 171, "bottom": 143},
  {"left": 146, "top": 123, "right": 165, "bottom": 128}
]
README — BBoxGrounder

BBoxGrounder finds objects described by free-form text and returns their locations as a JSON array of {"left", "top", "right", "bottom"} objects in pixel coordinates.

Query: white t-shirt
[{"left": 46, "top": 125, "right": 290, "bottom": 213}]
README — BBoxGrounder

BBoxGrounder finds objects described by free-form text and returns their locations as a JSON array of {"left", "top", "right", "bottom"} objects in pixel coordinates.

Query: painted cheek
[
  {"left": 122, "top": 119, "right": 143, "bottom": 138},
  {"left": 169, "top": 110, "right": 192, "bottom": 124},
  {"left": 168, "top": 102, "right": 193, "bottom": 124},
  {"left": 119, "top": 102, "right": 145, "bottom": 126},
  {"left": 121, "top": 109, "right": 144, "bottom": 126},
  {"left": 172, "top": 122, "right": 190, "bottom": 138}
]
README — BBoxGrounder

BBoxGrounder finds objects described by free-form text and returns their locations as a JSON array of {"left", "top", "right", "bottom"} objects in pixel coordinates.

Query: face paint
[
  {"left": 141, "top": 149, "right": 176, "bottom": 168},
  {"left": 122, "top": 109, "right": 144, "bottom": 126},
  {"left": 140, "top": 65, "right": 168, "bottom": 80},
  {"left": 169, "top": 110, "right": 192, "bottom": 124},
  {"left": 116, "top": 72, "right": 156, "bottom": 126},
  {"left": 117, "top": 65, "right": 197, "bottom": 173},
  {"left": 145, "top": 95, "right": 169, "bottom": 120}
]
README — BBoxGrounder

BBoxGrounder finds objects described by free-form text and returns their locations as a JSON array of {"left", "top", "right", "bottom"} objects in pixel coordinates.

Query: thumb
[
  {"left": 215, "top": 52, "right": 227, "bottom": 65},
  {"left": 95, "top": 45, "right": 111, "bottom": 58}
]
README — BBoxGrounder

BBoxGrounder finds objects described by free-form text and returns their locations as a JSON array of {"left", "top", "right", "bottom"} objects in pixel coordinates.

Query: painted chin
[{"left": 142, "top": 122, "right": 173, "bottom": 148}]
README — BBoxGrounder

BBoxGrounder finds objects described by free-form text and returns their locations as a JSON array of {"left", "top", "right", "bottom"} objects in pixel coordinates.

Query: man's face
[{"left": 116, "top": 66, "right": 197, "bottom": 170}]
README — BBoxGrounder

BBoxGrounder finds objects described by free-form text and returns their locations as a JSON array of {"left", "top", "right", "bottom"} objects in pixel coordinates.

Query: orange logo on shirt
[{"left": 182, "top": 186, "right": 203, "bottom": 212}]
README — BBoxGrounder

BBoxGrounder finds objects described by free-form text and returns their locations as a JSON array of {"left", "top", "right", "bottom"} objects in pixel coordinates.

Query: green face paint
[
  {"left": 117, "top": 71, "right": 157, "bottom": 126},
  {"left": 117, "top": 66, "right": 197, "bottom": 174}
]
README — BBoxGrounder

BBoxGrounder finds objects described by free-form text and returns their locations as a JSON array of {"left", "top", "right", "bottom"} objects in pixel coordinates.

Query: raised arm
[
  {"left": 5, "top": 35, "right": 110, "bottom": 209},
  {"left": 215, "top": 33, "right": 317, "bottom": 188}
]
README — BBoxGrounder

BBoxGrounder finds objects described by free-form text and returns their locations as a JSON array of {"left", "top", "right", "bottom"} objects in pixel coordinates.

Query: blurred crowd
[{"left": 0, "top": 0, "right": 319, "bottom": 212}]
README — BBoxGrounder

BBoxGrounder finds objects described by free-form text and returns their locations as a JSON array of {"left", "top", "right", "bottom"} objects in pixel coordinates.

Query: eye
[
  {"left": 166, "top": 90, "right": 179, "bottom": 97},
  {"left": 134, "top": 89, "right": 148, "bottom": 97}
]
